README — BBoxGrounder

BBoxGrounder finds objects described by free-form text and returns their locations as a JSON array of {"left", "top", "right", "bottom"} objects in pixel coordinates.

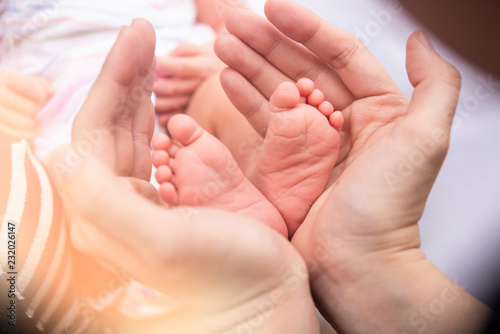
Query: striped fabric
[
  {"left": 0, "top": 1, "right": 265, "bottom": 329},
  {"left": 0, "top": 136, "right": 122, "bottom": 333},
  {"left": 0, "top": 1, "right": 219, "bottom": 329}
]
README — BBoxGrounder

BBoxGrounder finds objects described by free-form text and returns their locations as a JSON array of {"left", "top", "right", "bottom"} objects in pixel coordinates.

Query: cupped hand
[
  {"left": 215, "top": 2, "right": 411, "bottom": 236},
  {"left": 216, "top": 1, "right": 490, "bottom": 332}
]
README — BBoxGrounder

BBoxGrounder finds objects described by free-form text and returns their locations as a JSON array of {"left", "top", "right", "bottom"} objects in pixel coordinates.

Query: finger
[
  {"left": 215, "top": 32, "right": 291, "bottom": 101},
  {"left": 156, "top": 56, "right": 204, "bottom": 78},
  {"left": 104, "top": 24, "right": 145, "bottom": 177},
  {"left": 0, "top": 123, "right": 35, "bottom": 141},
  {"left": 129, "top": 18, "right": 156, "bottom": 181},
  {"left": 0, "top": 106, "right": 37, "bottom": 130},
  {"left": 72, "top": 24, "right": 144, "bottom": 171},
  {"left": 220, "top": 68, "right": 269, "bottom": 136},
  {"left": 264, "top": 0, "right": 400, "bottom": 99},
  {"left": 0, "top": 89, "right": 41, "bottom": 116},
  {"left": 223, "top": 8, "right": 354, "bottom": 108},
  {"left": 403, "top": 31, "right": 461, "bottom": 157},
  {"left": 46, "top": 147, "right": 175, "bottom": 279},
  {"left": 155, "top": 96, "right": 190, "bottom": 113},
  {"left": 157, "top": 111, "right": 184, "bottom": 127},
  {"left": 4, "top": 74, "right": 51, "bottom": 106},
  {"left": 169, "top": 42, "right": 205, "bottom": 57},
  {"left": 154, "top": 77, "right": 200, "bottom": 97}
]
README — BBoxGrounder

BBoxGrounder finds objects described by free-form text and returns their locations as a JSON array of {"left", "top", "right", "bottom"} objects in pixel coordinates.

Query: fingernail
[{"left": 417, "top": 30, "right": 435, "bottom": 52}]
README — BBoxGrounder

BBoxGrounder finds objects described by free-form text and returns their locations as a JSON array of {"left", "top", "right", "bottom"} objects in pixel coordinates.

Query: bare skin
[
  {"left": 47, "top": 18, "right": 319, "bottom": 334},
  {"left": 154, "top": 0, "right": 245, "bottom": 122},
  {"left": 152, "top": 113, "right": 287, "bottom": 237},
  {"left": 214, "top": 1, "right": 493, "bottom": 333},
  {"left": 153, "top": 79, "right": 343, "bottom": 238},
  {"left": 254, "top": 78, "right": 343, "bottom": 237},
  {"left": 0, "top": 73, "right": 51, "bottom": 142}
]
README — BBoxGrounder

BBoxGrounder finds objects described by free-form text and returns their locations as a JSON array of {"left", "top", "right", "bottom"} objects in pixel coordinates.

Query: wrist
[
  {"left": 311, "top": 253, "right": 491, "bottom": 334},
  {"left": 206, "top": 273, "right": 319, "bottom": 334}
]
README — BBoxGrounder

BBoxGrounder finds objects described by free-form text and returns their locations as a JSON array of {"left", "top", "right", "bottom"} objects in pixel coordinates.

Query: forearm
[
  {"left": 313, "top": 254, "right": 492, "bottom": 334},
  {"left": 0, "top": 137, "right": 121, "bottom": 332}
]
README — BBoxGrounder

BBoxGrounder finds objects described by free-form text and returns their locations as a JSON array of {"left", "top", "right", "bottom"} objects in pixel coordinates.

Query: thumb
[
  {"left": 405, "top": 30, "right": 462, "bottom": 132},
  {"left": 46, "top": 146, "right": 179, "bottom": 287},
  {"left": 46, "top": 145, "right": 151, "bottom": 230}
]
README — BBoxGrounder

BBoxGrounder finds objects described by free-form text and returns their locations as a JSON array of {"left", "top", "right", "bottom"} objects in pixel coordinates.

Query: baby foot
[
  {"left": 152, "top": 114, "right": 287, "bottom": 237},
  {"left": 256, "top": 78, "right": 344, "bottom": 238}
]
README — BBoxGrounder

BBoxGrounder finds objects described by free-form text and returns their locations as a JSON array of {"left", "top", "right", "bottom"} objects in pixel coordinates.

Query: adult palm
[
  {"left": 215, "top": 1, "right": 483, "bottom": 332},
  {"left": 216, "top": 0, "right": 454, "bottom": 243}
]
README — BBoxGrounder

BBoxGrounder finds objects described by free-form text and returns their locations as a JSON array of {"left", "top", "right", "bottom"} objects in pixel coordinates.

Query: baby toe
[
  {"left": 269, "top": 81, "right": 300, "bottom": 111},
  {"left": 152, "top": 132, "right": 172, "bottom": 150},
  {"left": 167, "top": 114, "right": 204, "bottom": 146},
  {"left": 318, "top": 101, "right": 334, "bottom": 118},
  {"left": 329, "top": 110, "right": 344, "bottom": 131},
  {"left": 152, "top": 150, "right": 170, "bottom": 168},
  {"left": 307, "top": 89, "right": 325, "bottom": 106},
  {"left": 296, "top": 78, "right": 315, "bottom": 97},
  {"left": 159, "top": 182, "right": 178, "bottom": 205},
  {"left": 155, "top": 165, "right": 173, "bottom": 184}
]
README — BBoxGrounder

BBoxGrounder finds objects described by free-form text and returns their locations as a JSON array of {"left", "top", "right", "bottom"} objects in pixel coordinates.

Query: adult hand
[
  {"left": 215, "top": 1, "right": 491, "bottom": 332},
  {"left": 49, "top": 18, "right": 318, "bottom": 333},
  {"left": 0, "top": 73, "right": 51, "bottom": 141},
  {"left": 154, "top": 42, "right": 225, "bottom": 126}
]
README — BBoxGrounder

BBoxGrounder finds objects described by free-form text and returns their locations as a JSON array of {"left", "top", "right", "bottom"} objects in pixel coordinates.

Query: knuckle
[
  {"left": 442, "top": 62, "right": 462, "bottom": 89},
  {"left": 329, "top": 35, "right": 364, "bottom": 70},
  {"left": 429, "top": 61, "right": 462, "bottom": 91}
]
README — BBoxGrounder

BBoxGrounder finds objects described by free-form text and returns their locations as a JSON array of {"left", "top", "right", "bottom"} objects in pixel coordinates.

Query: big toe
[
  {"left": 167, "top": 114, "right": 204, "bottom": 146},
  {"left": 269, "top": 82, "right": 301, "bottom": 111}
]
